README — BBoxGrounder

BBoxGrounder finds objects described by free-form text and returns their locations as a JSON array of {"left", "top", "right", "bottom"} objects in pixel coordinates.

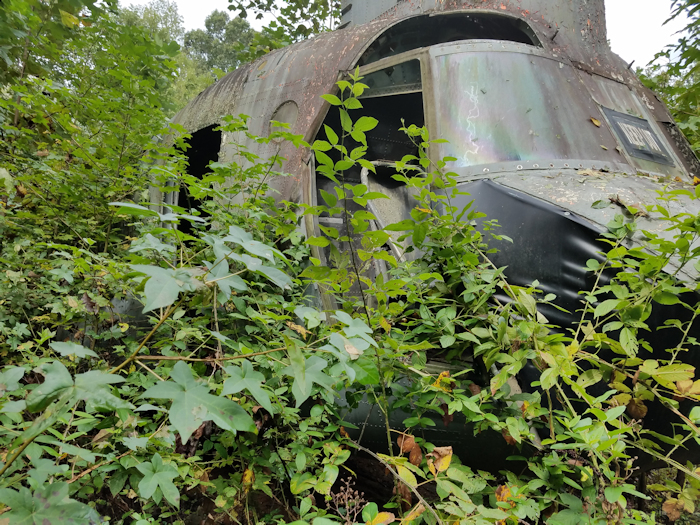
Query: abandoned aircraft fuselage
[{"left": 165, "top": 0, "right": 700, "bottom": 470}]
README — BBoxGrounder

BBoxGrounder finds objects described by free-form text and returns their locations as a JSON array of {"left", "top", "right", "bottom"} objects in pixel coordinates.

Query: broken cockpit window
[
  {"left": 315, "top": 59, "right": 424, "bottom": 213},
  {"left": 358, "top": 12, "right": 541, "bottom": 66}
]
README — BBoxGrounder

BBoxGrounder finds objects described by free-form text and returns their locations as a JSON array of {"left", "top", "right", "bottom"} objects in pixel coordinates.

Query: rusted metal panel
[{"left": 171, "top": 19, "right": 392, "bottom": 203}]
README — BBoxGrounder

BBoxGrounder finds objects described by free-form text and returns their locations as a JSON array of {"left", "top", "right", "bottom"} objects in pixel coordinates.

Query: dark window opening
[
  {"left": 177, "top": 124, "right": 221, "bottom": 235},
  {"left": 315, "top": 90, "right": 424, "bottom": 213},
  {"left": 358, "top": 13, "right": 541, "bottom": 66},
  {"left": 361, "top": 60, "right": 422, "bottom": 98}
]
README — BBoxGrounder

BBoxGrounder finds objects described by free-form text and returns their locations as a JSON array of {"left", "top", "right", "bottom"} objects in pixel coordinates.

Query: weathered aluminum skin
[
  {"left": 167, "top": 19, "right": 392, "bottom": 208},
  {"left": 170, "top": 0, "right": 695, "bottom": 198}
]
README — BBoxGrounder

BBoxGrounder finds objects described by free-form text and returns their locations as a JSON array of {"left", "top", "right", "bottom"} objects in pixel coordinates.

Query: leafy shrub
[{"left": 2, "top": 7, "right": 700, "bottom": 525}]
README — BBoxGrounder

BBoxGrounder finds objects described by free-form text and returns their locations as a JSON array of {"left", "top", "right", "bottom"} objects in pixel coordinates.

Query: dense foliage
[
  {"left": 641, "top": 1, "right": 700, "bottom": 154},
  {"left": 227, "top": 0, "right": 340, "bottom": 61},
  {"left": 2, "top": 1, "right": 700, "bottom": 525}
]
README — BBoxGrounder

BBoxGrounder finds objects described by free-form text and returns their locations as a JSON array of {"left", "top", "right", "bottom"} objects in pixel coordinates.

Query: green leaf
[
  {"left": 559, "top": 492, "right": 583, "bottom": 512},
  {"left": 320, "top": 189, "right": 337, "bottom": 207},
  {"left": 142, "top": 361, "right": 256, "bottom": 442},
  {"left": 109, "top": 469, "right": 129, "bottom": 496},
  {"left": 350, "top": 357, "right": 380, "bottom": 386},
  {"left": 223, "top": 361, "right": 274, "bottom": 414},
  {"left": 548, "top": 510, "right": 584, "bottom": 525},
  {"left": 26, "top": 361, "right": 74, "bottom": 412},
  {"left": 136, "top": 453, "right": 180, "bottom": 508},
  {"left": 284, "top": 356, "right": 334, "bottom": 407},
  {"left": 594, "top": 299, "right": 619, "bottom": 318},
  {"left": 344, "top": 97, "right": 362, "bottom": 109},
  {"left": 325, "top": 125, "right": 339, "bottom": 145},
  {"left": 321, "top": 94, "right": 342, "bottom": 106},
  {"left": 652, "top": 364, "right": 695, "bottom": 387},
  {"left": 131, "top": 265, "right": 199, "bottom": 313},
  {"left": 123, "top": 437, "right": 150, "bottom": 451},
  {"left": 224, "top": 225, "right": 282, "bottom": 263},
  {"left": 577, "top": 370, "right": 603, "bottom": 389},
  {"left": 604, "top": 486, "right": 624, "bottom": 504},
  {"left": 129, "top": 234, "right": 175, "bottom": 254},
  {"left": 362, "top": 502, "right": 379, "bottom": 523},
  {"left": 256, "top": 264, "right": 293, "bottom": 290},
  {"left": 27, "top": 458, "right": 68, "bottom": 485},
  {"left": 620, "top": 327, "right": 639, "bottom": 357},
  {"left": 306, "top": 236, "right": 330, "bottom": 247},
  {"left": 0, "top": 483, "right": 102, "bottom": 524},
  {"left": 109, "top": 202, "right": 159, "bottom": 218},
  {"left": 440, "top": 335, "right": 456, "bottom": 348},
  {"left": 340, "top": 109, "right": 352, "bottom": 133},
  {"left": 354, "top": 116, "right": 378, "bottom": 133},
  {"left": 73, "top": 371, "right": 132, "bottom": 412},
  {"left": 59, "top": 9, "right": 80, "bottom": 27},
  {"left": 653, "top": 291, "right": 681, "bottom": 305},
  {"left": 229, "top": 253, "right": 292, "bottom": 289},
  {"left": 290, "top": 472, "right": 316, "bottom": 494},
  {"left": 0, "top": 366, "right": 25, "bottom": 394},
  {"left": 50, "top": 342, "right": 98, "bottom": 359}
]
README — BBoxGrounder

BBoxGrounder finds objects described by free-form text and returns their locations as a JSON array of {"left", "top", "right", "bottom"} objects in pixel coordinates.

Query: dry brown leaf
[
  {"left": 402, "top": 504, "right": 425, "bottom": 522},
  {"left": 367, "top": 512, "right": 396, "bottom": 525},
  {"left": 440, "top": 403, "right": 454, "bottom": 428},
  {"left": 242, "top": 468, "right": 254, "bottom": 493},
  {"left": 380, "top": 317, "right": 391, "bottom": 333},
  {"left": 36, "top": 150, "right": 49, "bottom": 157},
  {"left": 579, "top": 169, "right": 605, "bottom": 177},
  {"left": 286, "top": 321, "right": 309, "bottom": 340},
  {"left": 397, "top": 434, "right": 416, "bottom": 453},
  {"left": 82, "top": 292, "right": 98, "bottom": 314},
  {"left": 626, "top": 398, "right": 648, "bottom": 419},
  {"left": 343, "top": 341, "right": 362, "bottom": 360},
  {"left": 432, "top": 371, "right": 453, "bottom": 392},
  {"left": 91, "top": 428, "right": 112, "bottom": 443},
  {"left": 663, "top": 498, "right": 683, "bottom": 522},
  {"left": 394, "top": 482, "right": 412, "bottom": 513},
  {"left": 409, "top": 444, "right": 422, "bottom": 466},
  {"left": 591, "top": 117, "right": 601, "bottom": 127},
  {"left": 675, "top": 176, "right": 684, "bottom": 183},
  {"left": 197, "top": 471, "right": 210, "bottom": 493},
  {"left": 427, "top": 446, "right": 452, "bottom": 475},
  {"left": 676, "top": 380, "right": 694, "bottom": 394},
  {"left": 495, "top": 485, "right": 514, "bottom": 505},
  {"left": 502, "top": 428, "right": 517, "bottom": 446},
  {"left": 468, "top": 383, "right": 482, "bottom": 396}
]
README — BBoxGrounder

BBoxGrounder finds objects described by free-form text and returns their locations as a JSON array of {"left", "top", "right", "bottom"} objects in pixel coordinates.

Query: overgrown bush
[{"left": 3, "top": 5, "right": 700, "bottom": 525}]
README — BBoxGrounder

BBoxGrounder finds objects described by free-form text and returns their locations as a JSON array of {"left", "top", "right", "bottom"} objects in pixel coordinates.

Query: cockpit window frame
[{"left": 358, "top": 11, "right": 542, "bottom": 67}]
